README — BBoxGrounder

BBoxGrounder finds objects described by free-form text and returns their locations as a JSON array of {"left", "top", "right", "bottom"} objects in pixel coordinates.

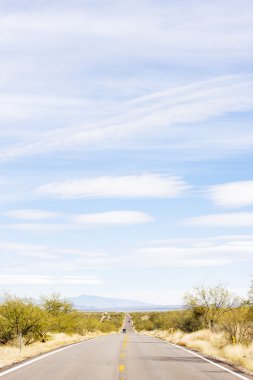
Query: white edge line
[
  {"left": 151, "top": 335, "right": 250, "bottom": 380},
  {"left": 1, "top": 334, "right": 251, "bottom": 380},
  {"left": 0, "top": 336, "right": 101, "bottom": 377}
]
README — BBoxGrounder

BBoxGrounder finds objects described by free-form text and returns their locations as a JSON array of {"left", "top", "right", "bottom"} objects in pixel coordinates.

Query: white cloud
[
  {"left": 0, "top": 241, "right": 109, "bottom": 276},
  {"left": 0, "top": 241, "right": 48, "bottom": 255},
  {"left": 0, "top": 2, "right": 253, "bottom": 161},
  {"left": 0, "top": 223, "right": 71, "bottom": 232},
  {"left": 5, "top": 209, "right": 61, "bottom": 220},
  {"left": 0, "top": 275, "right": 102, "bottom": 285},
  {"left": 0, "top": 94, "right": 91, "bottom": 123},
  {"left": 148, "top": 235, "right": 253, "bottom": 245},
  {"left": 1, "top": 208, "right": 153, "bottom": 231},
  {"left": 208, "top": 180, "right": 253, "bottom": 208},
  {"left": 129, "top": 235, "right": 253, "bottom": 267},
  {"left": 186, "top": 212, "right": 253, "bottom": 227},
  {"left": 35, "top": 174, "right": 189, "bottom": 199},
  {"left": 1, "top": 235, "right": 253, "bottom": 275},
  {"left": 0, "top": 76, "right": 253, "bottom": 160},
  {"left": 72, "top": 211, "right": 152, "bottom": 225},
  {"left": 1, "top": 211, "right": 152, "bottom": 230},
  {"left": 1, "top": 2, "right": 253, "bottom": 63}
]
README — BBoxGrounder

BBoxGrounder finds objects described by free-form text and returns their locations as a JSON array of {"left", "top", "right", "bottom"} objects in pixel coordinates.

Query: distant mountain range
[
  {"left": 68, "top": 294, "right": 183, "bottom": 311},
  {"left": 0, "top": 293, "right": 182, "bottom": 311},
  {"left": 69, "top": 294, "right": 153, "bottom": 309}
]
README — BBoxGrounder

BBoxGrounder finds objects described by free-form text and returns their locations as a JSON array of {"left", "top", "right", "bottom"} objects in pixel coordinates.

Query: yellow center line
[{"left": 119, "top": 331, "right": 128, "bottom": 378}]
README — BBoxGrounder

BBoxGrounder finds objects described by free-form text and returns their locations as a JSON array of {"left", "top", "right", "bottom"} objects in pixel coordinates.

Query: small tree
[
  {"left": 41, "top": 294, "right": 73, "bottom": 316},
  {"left": 174, "top": 310, "right": 204, "bottom": 332},
  {"left": 220, "top": 307, "right": 253, "bottom": 344},
  {"left": 184, "top": 284, "right": 240, "bottom": 329},
  {"left": 0, "top": 295, "right": 47, "bottom": 344},
  {"left": 41, "top": 294, "right": 80, "bottom": 333}
]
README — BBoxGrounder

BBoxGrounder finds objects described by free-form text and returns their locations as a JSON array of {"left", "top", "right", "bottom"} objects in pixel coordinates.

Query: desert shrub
[
  {"left": 76, "top": 312, "right": 124, "bottom": 334},
  {"left": 0, "top": 293, "right": 124, "bottom": 347},
  {"left": 41, "top": 294, "right": 80, "bottom": 334},
  {"left": 220, "top": 306, "right": 253, "bottom": 344},
  {"left": 174, "top": 310, "right": 204, "bottom": 332},
  {"left": 0, "top": 295, "right": 47, "bottom": 345},
  {"left": 132, "top": 311, "right": 190, "bottom": 331},
  {"left": 184, "top": 284, "right": 240, "bottom": 329}
]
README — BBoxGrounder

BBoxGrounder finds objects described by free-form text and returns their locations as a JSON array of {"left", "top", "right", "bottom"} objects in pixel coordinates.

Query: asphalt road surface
[{"left": 0, "top": 315, "right": 251, "bottom": 380}]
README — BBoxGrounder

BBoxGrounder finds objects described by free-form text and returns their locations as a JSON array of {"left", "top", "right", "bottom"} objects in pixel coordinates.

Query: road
[{"left": 0, "top": 315, "right": 251, "bottom": 380}]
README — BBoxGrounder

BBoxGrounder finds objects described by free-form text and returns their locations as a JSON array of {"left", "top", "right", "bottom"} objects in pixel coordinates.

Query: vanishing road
[{"left": 0, "top": 315, "right": 251, "bottom": 380}]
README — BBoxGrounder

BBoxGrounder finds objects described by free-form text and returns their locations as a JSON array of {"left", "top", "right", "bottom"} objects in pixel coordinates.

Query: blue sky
[{"left": 0, "top": 0, "right": 253, "bottom": 304}]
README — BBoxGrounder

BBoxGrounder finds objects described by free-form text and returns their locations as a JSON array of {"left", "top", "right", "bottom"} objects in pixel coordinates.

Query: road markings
[
  {"left": 119, "top": 331, "right": 127, "bottom": 379},
  {"left": 0, "top": 336, "right": 100, "bottom": 378},
  {"left": 122, "top": 336, "right": 127, "bottom": 351},
  {"left": 152, "top": 336, "right": 251, "bottom": 380}
]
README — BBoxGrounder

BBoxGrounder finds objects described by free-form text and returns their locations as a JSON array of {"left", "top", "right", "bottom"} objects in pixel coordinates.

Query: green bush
[
  {"left": 220, "top": 307, "right": 253, "bottom": 344},
  {"left": 0, "top": 295, "right": 47, "bottom": 345},
  {"left": 0, "top": 294, "right": 124, "bottom": 346}
]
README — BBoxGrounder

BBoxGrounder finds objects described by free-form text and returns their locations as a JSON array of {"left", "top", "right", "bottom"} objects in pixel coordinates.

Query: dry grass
[
  {"left": 143, "top": 329, "right": 253, "bottom": 373},
  {"left": 0, "top": 332, "right": 102, "bottom": 369}
]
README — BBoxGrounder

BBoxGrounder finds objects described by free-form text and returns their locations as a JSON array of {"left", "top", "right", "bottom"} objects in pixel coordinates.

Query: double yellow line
[{"left": 119, "top": 334, "right": 128, "bottom": 379}]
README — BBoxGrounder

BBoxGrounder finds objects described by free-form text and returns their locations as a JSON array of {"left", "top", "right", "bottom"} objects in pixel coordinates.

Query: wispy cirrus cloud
[
  {"left": 0, "top": 223, "right": 72, "bottom": 232},
  {"left": 0, "top": 241, "right": 48, "bottom": 255},
  {"left": 1, "top": 1, "right": 253, "bottom": 64},
  {"left": 0, "top": 94, "right": 93, "bottom": 124},
  {"left": 0, "top": 75, "right": 253, "bottom": 160},
  {"left": 1, "top": 1, "right": 253, "bottom": 163},
  {"left": 1, "top": 209, "right": 153, "bottom": 231},
  {"left": 72, "top": 211, "right": 153, "bottom": 226},
  {"left": 0, "top": 241, "right": 109, "bottom": 277},
  {"left": 207, "top": 180, "right": 253, "bottom": 208},
  {"left": 0, "top": 275, "right": 102, "bottom": 285},
  {"left": 5, "top": 209, "right": 61, "bottom": 220},
  {"left": 2, "top": 236, "right": 253, "bottom": 277},
  {"left": 186, "top": 212, "right": 253, "bottom": 227},
  {"left": 129, "top": 235, "right": 253, "bottom": 267},
  {"left": 35, "top": 174, "right": 189, "bottom": 199}
]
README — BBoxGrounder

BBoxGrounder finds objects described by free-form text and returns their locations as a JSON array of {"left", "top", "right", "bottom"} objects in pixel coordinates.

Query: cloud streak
[
  {"left": 5, "top": 209, "right": 61, "bottom": 220},
  {"left": 1, "top": 1, "right": 253, "bottom": 163},
  {"left": 1, "top": 209, "right": 153, "bottom": 230},
  {"left": 0, "top": 75, "right": 253, "bottom": 160},
  {"left": 0, "top": 275, "right": 102, "bottom": 285},
  {"left": 1, "top": 236, "right": 252, "bottom": 274},
  {"left": 207, "top": 180, "right": 253, "bottom": 208},
  {"left": 72, "top": 211, "right": 153, "bottom": 226},
  {"left": 36, "top": 174, "right": 189, "bottom": 199},
  {"left": 129, "top": 235, "right": 253, "bottom": 267},
  {"left": 186, "top": 212, "right": 253, "bottom": 227},
  {"left": 1, "top": 1, "right": 253, "bottom": 63}
]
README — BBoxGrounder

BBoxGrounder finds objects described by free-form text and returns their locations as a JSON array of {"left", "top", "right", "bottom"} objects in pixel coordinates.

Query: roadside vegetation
[
  {"left": 0, "top": 293, "right": 124, "bottom": 369},
  {"left": 132, "top": 283, "right": 253, "bottom": 373}
]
